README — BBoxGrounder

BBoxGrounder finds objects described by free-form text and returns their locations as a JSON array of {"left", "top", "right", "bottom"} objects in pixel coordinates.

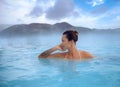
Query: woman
[{"left": 38, "top": 30, "right": 93, "bottom": 60}]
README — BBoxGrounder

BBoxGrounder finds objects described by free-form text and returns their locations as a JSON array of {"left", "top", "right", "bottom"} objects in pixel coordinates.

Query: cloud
[
  {"left": 60, "top": 2, "right": 120, "bottom": 29},
  {"left": 90, "top": 6, "right": 109, "bottom": 15},
  {"left": 0, "top": 0, "right": 8, "bottom": 6},
  {"left": 29, "top": 6, "right": 43, "bottom": 17},
  {"left": 28, "top": 0, "right": 55, "bottom": 18},
  {"left": 46, "top": 0, "right": 75, "bottom": 20},
  {"left": 0, "top": 0, "right": 34, "bottom": 24},
  {"left": 61, "top": 15, "right": 98, "bottom": 28},
  {"left": 101, "top": 5, "right": 120, "bottom": 28},
  {"left": 0, "top": 0, "right": 120, "bottom": 29},
  {"left": 87, "top": 0, "right": 104, "bottom": 7}
]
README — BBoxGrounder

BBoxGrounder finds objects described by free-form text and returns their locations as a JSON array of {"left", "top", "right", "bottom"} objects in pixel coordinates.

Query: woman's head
[
  {"left": 63, "top": 30, "right": 78, "bottom": 43},
  {"left": 60, "top": 30, "right": 78, "bottom": 50}
]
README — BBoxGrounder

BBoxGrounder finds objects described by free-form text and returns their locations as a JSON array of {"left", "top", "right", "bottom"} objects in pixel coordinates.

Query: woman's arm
[{"left": 38, "top": 45, "right": 64, "bottom": 58}]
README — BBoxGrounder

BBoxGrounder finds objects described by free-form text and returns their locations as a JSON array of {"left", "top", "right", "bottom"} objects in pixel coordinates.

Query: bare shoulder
[
  {"left": 47, "top": 52, "right": 67, "bottom": 58},
  {"left": 79, "top": 50, "right": 94, "bottom": 58}
]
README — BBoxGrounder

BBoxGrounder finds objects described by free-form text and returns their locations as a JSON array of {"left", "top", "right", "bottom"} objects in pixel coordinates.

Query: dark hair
[{"left": 63, "top": 30, "right": 78, "bottom": 43}]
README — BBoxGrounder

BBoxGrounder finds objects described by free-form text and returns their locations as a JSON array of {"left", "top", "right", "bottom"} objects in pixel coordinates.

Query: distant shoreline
[{"left": 0, "top": 22, "right": 120, "bottom": 37}]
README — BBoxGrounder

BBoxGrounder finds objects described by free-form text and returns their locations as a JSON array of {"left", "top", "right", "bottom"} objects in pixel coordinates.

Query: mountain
[
  {"left": 0, "top": 24, "right": 12, "bottom": 32},
  {"left": 0, "top": 23, "right": 52, "bottom": 37},
  {"left": 0, "top": 22, "right": 119, "bottom": 37},
  {"left": 0, "top": 22, "right": 79, "bottom": 37}
]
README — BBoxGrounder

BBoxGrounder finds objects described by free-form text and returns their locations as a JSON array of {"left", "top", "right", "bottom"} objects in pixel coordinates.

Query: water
[{"left": 0, "top": 33, "right": 120, "bottom": 87}]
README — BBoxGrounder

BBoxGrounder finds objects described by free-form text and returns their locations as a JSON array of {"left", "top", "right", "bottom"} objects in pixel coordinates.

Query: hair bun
[
  {"left": 63, "top": 30, "right": 78, "bottom": 43},
  {"left": 74, "top": 30, "right": 78, "bottom": 35}
]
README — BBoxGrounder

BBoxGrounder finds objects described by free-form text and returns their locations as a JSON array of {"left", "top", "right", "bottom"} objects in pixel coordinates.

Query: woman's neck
[{"left": 68, "top": 44, "right": 78, "bottom": 55}]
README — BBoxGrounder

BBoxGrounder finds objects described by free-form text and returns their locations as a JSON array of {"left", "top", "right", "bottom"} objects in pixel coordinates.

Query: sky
[{"left": 0, "top": 0, "right": 120, "bottom": 29}]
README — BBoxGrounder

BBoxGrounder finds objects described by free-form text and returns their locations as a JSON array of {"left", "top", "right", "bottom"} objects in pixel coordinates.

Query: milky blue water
[{"left": 0, "top": 33, "right": 120, "bottom": 87}]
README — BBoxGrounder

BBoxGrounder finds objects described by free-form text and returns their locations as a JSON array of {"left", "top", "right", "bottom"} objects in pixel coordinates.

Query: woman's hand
[{"left": 55, "top": 44, "right": 66, "bottom": 51}]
